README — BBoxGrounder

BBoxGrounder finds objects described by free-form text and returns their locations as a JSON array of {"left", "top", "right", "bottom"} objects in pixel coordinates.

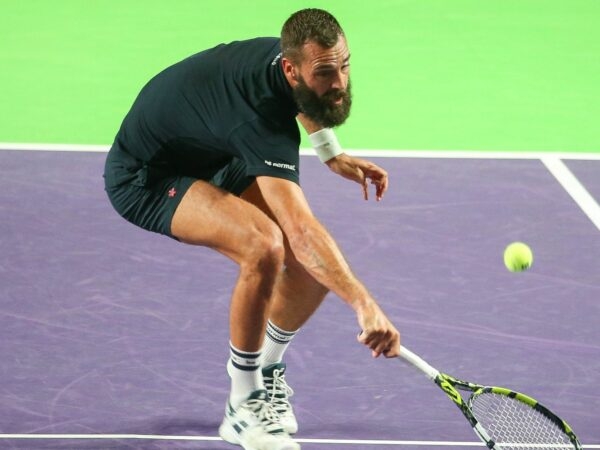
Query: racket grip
[
  {"left": 399, "top": 346, "right": 440, "bottom": 380},
  {"left": 357, "top": 330, "right": 440, "bottom": 379}
]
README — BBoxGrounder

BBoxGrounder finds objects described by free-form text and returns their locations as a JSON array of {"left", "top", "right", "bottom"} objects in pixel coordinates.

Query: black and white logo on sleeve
[{"left": 264, "top": 160, "right": 296, "bottom": 171}]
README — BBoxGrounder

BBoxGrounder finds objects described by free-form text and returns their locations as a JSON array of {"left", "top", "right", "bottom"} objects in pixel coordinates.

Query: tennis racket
[{"left": 400, "top": 345, "right": 582, "bottom": 450}]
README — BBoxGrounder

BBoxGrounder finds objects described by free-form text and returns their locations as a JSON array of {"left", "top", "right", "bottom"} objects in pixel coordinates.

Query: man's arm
[
  {"left": 297, "top": 114, "right": 389, "bottom": 201},
  {"left": 255, "top": 175, "right": 400, "bottom": 357}
]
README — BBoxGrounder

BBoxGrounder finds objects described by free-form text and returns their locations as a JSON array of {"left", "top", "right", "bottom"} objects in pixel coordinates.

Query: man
[{"left": 104, "top": 8, "right": 400, "bottom": 450}]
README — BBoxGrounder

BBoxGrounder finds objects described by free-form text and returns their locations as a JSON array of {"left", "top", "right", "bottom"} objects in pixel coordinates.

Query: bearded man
[{"left": 104, "top": 8, "right": 400, "bottom": 450}]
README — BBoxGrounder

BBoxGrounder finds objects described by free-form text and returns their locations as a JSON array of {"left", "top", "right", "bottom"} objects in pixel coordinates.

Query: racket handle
[
  {"left": 400, "top": 346, "right": 440, "bottom": 380},
  {"left": 357, "top": 331, "right": 440, "bottom": 379}
]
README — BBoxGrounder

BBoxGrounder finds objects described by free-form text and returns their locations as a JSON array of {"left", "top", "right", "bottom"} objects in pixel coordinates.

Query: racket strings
[{"left": 470, "top": 393, "right": 573, "bottom": 449}]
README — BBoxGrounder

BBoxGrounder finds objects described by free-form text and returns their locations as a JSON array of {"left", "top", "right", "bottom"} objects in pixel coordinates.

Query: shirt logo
[
  {"left": 264, "top": 160, "right": 296, "bottom": 171},
  {"left": 271, "top": 52, "right": 282, "bottom": 66},
  {"left": 168, "top": 187, "right": 177, "bottom": 198}
]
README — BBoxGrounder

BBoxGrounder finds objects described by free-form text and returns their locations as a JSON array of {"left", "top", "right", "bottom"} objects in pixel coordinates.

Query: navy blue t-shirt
[{"left": 105, "top": 37, "right": 300, "bottom": 188}]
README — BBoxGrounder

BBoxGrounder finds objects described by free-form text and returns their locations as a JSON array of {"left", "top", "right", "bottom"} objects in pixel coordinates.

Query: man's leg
[
  {"left": 171, "top": 180, "right": 285, "bottom": 353},
  {"left": 261, "top": 259, "right": 328, "bottom": 435},
  {"left": 171, "top": 180, "right": 300, "bottom": 450},
  {"left": 241, "top": 181, "right": 329, "bottom": 434}
]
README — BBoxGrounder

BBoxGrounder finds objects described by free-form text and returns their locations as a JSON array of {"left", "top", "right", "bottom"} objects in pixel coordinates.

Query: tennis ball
[{"left": 503, "top": 242, "right": 533, "bottom": 272}]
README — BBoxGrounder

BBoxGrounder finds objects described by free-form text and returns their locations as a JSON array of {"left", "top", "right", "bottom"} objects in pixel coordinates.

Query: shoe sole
[
  {"left": 282, "top": 423, "right": 298, "bottom": 435},
  {"left": 218, "top": 419, "right": 239, "bottom": 445},
  {"left": 219, "top": 418, "right": 300, "bottom": 450},
  {"left": 280, "top": 416, "right": 298, "bottom": 435}
]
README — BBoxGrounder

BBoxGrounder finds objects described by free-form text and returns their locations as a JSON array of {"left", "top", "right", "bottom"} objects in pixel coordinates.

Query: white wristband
[{"left": 309, "top": 128, "right": 343, "bottom": 163}]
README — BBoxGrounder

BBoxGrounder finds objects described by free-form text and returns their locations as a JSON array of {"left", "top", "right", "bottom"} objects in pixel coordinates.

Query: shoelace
[
  {"left": 266, "top": 369, "right": 294, "bottom": 412},
  {"left": 244, "top": 397, "right": 283, "bottom": 434}
]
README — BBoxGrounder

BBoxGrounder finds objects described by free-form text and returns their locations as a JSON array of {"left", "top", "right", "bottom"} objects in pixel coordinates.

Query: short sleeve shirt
[{"left": 105, "top": 37, "right": 300, "bottom": 188}]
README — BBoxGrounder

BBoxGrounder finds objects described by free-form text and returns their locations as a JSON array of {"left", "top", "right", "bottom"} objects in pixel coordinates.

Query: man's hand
[
  {"left": 355, "top": 301, "right": 400, "bottom": 358},
  {"left": 325, "top": 153, "right": 389, "bottom": 201}
]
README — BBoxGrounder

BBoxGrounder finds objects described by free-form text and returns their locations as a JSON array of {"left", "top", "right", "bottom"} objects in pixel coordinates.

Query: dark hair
[{"left": 281, "top": 8, "right": 344, "bottom": 63}]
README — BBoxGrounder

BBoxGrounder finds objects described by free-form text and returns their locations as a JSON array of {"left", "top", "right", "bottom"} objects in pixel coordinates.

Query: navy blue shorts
[{"left": 104, "top": 154, "right": 254, "bottom": 238}]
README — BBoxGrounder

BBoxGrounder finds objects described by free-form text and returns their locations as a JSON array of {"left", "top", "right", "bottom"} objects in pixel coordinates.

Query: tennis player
[{"left": 104, "top": 8, "right": 400, "bottom": 450}]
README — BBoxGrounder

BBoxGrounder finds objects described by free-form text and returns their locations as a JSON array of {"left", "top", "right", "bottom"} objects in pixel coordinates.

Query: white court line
[
  {"left": 339, "top": 149, "right": 600, "bottom": 161},
  {"left": 0, "top": 435, "right": 482, "bottom": 446},
  {"left": 541, "top": 157, "right": 600, "bottom": 231},
  {"left": 0, "top": 142, "right": 110, "bottom": 152},
  {"left": 0, "top": 435, "right": 598, "bottom": 448},
  {"left": 0, "top": 142, "right": 599, "bottom": 160}
]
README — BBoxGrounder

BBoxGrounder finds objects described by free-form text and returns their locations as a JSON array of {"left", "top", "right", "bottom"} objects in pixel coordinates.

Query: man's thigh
[{"left": 171, "top": 180, "right": 282, "bottom": 263}]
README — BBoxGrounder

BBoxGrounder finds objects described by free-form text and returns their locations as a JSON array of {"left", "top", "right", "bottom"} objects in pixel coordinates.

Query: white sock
[
  {"left": 228, "top": 342, "right": 264, "bottom": 409},
  {"left": 261, "top": 320, "right": 298, "bottom": 366}
]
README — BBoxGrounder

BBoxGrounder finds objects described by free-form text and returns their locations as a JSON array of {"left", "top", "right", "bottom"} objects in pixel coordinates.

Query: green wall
[{"left": 1, "top": 0, "right": 599, "bottom": 152}]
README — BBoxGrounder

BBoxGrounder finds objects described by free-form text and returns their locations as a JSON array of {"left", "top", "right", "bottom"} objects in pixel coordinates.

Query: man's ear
[{"left": 282, "top": 58, "right": 298, "bottom": 82}]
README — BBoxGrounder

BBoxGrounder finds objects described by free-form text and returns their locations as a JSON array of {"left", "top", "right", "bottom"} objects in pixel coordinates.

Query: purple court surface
[{"left": 1, "top": 148, "right": 599, "bottom": 449}]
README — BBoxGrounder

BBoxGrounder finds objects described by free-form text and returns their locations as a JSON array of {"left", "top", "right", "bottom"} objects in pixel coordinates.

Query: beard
[{"left": 292, "top": 76, "right": 352, "bottom": 128}]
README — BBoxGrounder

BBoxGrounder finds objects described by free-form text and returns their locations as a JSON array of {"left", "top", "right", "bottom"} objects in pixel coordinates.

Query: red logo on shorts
[{"left": 168, "top": 187, "right": 177, "bottom": 198}]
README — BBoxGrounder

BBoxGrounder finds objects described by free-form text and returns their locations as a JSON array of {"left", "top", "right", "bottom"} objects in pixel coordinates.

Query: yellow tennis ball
[{"left": 503, "top": 242, "right": 533, "bottom": 272}]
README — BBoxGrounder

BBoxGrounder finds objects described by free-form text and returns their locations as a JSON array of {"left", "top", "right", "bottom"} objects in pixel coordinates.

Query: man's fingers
[
  {"left": 377, "top": 176, "right": 388, "bottom": 200},
  {"left": 359, "top": 329, "right": 399, "bottom": 358},
  {"left": 363, "top": 169, "right": 388, "bottom": 202}
]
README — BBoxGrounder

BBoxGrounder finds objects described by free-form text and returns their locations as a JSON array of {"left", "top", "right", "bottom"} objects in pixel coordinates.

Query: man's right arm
[{"left": 254, "top": 175, "right": 400, "bottom": 357}]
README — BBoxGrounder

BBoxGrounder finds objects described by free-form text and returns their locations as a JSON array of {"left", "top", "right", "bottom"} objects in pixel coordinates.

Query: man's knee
[{"left": 243, "top": 222, "right": 285, "bottom": 274}]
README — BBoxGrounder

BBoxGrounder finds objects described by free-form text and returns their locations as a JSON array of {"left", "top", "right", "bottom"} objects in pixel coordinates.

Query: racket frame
[{"left": 400, "top": 346, "right": 582, "bottom": 450}]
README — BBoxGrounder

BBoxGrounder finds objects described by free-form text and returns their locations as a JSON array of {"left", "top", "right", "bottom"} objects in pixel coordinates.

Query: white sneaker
[
  {"left": 262, "top": 363, "right": 298, "bottom": 434},
  {"left": 219, "top": 389, "right": 300, "bottom": 450}
]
